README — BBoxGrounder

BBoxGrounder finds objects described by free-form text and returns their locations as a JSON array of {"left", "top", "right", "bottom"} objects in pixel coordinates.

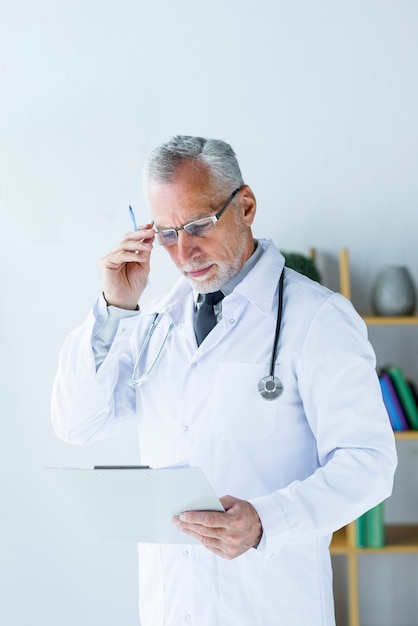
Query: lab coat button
[
  {"left": 183, "top": 425, "right": 189, "bottom": 432},
  {"left": 229, "top": 318, "right": 235, "bottom": 324},
  {"left": 191, "top": 362, "right": 197, "bottom": 368},
  {"left": 182, "top": 549, "right": 189, "bottom": 558}
]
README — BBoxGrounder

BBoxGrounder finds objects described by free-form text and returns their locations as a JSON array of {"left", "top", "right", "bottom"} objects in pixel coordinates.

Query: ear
[{"left": 238, "top": 185, "right": 257, "bottom": 226}]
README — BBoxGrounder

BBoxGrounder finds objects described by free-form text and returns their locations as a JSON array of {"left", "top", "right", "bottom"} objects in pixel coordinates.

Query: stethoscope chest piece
[{"left": 258, "top": 375, "right": 284, "bottom": 400}]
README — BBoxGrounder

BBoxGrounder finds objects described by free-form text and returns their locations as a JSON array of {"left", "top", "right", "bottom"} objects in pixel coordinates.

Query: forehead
[{"left": 147, "top": 162, "right": 222, "bottom": 227}]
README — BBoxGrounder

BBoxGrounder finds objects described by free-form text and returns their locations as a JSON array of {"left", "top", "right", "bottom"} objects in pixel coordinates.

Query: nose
[{"left": 175, "top": 230, "right": 201, "bottom": 264}]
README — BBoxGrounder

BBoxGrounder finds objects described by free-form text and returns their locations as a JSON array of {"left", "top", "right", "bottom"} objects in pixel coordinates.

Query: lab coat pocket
[{"left": 214, "top": 363, "right": 277, "bottom": 441}]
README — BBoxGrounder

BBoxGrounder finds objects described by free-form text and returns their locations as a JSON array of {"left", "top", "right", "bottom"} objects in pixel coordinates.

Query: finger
[
  {"left": 172, "top": 516, "right": 246, "bottom": 551},
  {"left": 175, "top": 526, "right": 230, "bottom": 558},
  {"left": 219, "top": 495, "right": 239, "bottom": 511},
  {"left": 172, "top": 515, "right": 222, "bottom": 537},
  {"left": 102, "top": 234, "right": 154, "bottom": 268},
  {"left": 126, "top": 223, "right": 155, "bottom": 243},
  {"left": 117, "top": 224, "right": 154, "bottom": 250},
  {"left": 172, "top": 519, "right": 248, "bottom": 560},
  {"left": 121, "top": 235, "right": 154, "bottom": 255},
  {"left": 101, "top": 247, "right": 150, "bottom": 269},
  {"left": 178, "top": 509, "right": 228, "bottom": 529},
  {"left": 172, "top": 518, "right": 232, "bottom": 551}
]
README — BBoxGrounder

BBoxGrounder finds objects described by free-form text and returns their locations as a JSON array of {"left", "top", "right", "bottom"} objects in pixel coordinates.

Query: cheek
[
  {"left": 165, "top": 247, "right": 180, "bottom": 265},
  {"left": 218, "top": 233, "right": 241, "bottom": 259}
]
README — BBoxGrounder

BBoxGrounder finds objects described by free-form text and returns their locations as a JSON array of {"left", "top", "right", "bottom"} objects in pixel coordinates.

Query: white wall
[{"left": 1, "top": 1, "right": 417, "bottom": 624}]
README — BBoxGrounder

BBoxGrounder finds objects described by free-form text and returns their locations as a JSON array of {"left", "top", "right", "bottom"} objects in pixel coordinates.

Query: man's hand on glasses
[{"left": 100, "top": 223, "right": 155, "bottom": 310}]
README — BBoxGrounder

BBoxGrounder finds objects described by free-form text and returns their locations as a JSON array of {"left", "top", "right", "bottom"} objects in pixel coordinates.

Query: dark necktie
[{"left": 194, "top": 291, "right": 225, "bottom": 346}]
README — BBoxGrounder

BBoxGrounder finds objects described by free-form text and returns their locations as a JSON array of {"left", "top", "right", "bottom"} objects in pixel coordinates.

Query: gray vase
[{"left": 371, "top": 266, "right": 417, "bottom": 316}]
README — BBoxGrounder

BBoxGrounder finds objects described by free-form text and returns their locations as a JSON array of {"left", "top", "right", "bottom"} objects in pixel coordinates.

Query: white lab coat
[{"left": 51, "top": 239, "right": 397, "bottom": 626}]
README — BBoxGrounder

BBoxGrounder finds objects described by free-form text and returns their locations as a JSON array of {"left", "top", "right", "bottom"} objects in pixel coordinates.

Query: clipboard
[{"left": 46, "top": 466, "right": 224, "bottom": 544}]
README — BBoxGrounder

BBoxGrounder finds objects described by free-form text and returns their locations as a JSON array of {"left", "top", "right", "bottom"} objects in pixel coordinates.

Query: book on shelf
[
  {"left": 382, "top": 365, "right": 418, "bottom": 430},
  {"left": 409, "top": 380, "right": 418, "bottom": 411},
  {"left": 356, "top": 514, "right": 367, "bottom": 548},
  {"left": 356, "top": 502, "right": 385, "bottom": 548},
  {"left": 379, "top": 372, "right": 410, "bottom": 431}
]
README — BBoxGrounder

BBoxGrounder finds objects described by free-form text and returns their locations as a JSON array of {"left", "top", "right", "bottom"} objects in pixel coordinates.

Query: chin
[
  {"left": 186, "top": 274, "right": 222, "bottom": 293},
  {"left": 188, "top": 279, "right": 217, "bottom": 293}
]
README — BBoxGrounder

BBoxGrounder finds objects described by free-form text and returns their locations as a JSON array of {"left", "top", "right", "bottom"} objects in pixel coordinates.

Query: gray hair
[{"left": 143, "top": 135, "right": 245, "bottom": 193}]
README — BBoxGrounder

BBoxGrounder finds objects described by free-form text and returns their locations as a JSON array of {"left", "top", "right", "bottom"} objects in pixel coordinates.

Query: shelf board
[
  {"left": 331, "top": 524, "right": 418, "bottom": 554},
  {"left": 394, "top": 430, "right": 418, "bottom": 440},
  {"left": 361, "top": 315, "right": 418, "bottom": 326}
]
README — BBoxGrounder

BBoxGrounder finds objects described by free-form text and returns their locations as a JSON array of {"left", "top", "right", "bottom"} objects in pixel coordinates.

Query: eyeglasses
[{"left": 154, "top": 186, "right": 243, "bottom": 247}]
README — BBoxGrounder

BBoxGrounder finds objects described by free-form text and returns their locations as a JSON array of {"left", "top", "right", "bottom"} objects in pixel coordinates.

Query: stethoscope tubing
[
  {"left": 269, "top": 270, "right": 285, "bottom": 378},
  {"left": 129, "top": 314, "right": 174, "bottom": 386}
]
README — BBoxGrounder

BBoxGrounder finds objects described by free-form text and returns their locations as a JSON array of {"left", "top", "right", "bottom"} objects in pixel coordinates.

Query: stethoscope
[
  {"left": 257, "top": 270, "right": 285, "bottom": 400},
  {"left": 128, "top": 270, "right": 285, "bottom": 400},
  {"left": 128, "top": 316, "right": 174, "bottom": 387}
]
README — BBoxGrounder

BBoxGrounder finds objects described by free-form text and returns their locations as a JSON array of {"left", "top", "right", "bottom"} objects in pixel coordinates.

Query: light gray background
[{"left": 1, "top": 1, "right": 418, "bottom": 625}]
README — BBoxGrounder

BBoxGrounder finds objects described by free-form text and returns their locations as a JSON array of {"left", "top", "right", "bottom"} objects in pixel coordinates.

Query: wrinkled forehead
[{"left": 146, "top": 162, "right": 224, "bottom": 228}]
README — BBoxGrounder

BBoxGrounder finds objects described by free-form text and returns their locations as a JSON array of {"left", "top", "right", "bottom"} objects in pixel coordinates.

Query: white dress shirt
[{"left": 51, "top": 239, "right": 397, "bottom": 626}]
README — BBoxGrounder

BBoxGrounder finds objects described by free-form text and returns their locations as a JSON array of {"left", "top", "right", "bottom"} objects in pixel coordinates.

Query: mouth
[{"left": 183, "top": 264, "right": 214, "bottom": 281}]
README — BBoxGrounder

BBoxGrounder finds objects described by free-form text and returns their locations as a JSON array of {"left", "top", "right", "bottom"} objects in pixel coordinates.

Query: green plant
[{"left": 280, "top": 251, "right": 322, "bottom": 283}]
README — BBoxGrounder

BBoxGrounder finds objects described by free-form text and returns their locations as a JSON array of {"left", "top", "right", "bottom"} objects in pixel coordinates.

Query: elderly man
[{"left": 52, "top": 135, "right": 396, "bottom": 625}]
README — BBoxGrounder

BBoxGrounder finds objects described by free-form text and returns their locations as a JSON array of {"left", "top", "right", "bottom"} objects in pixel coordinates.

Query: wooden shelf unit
[{"left": 330, "top": 248, "right": 418, "bottom": 626}]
